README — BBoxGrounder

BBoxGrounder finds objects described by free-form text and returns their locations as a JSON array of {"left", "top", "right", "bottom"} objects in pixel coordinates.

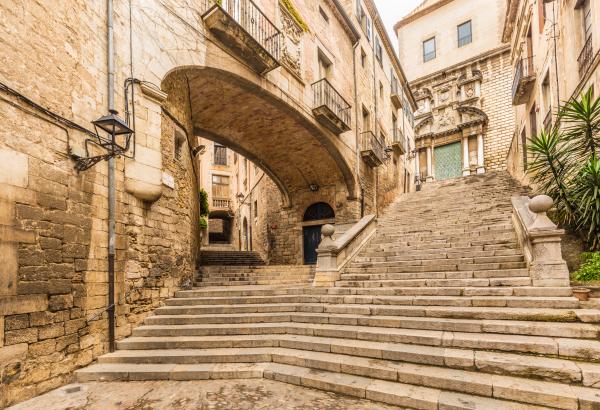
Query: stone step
[
  {"left": 76, "top": 362, "right": 265, "bottom": 382},
  {"left": 130, "top": 322, "right": 600, "bottom": 359},
  {"left": 96, "top": 346, "right": 600, "bottom": 389},
  {"left": 76, "top": 361, "right": 576, "bottom": 409},
  {"left": 341, "top": 268, "right": 530, "bottom": 279},
  {"left": 335, "top": 276, "right": 533, "bottom": 288},
  {"left": 114, "top": 332, "right": 600, "bottom": 363},
  {"left": 164, "top": 295, "right": 580, "bottom": 309},
  {"left": 343, "top": 263, "right": 528, "bottom": 275},
  {"left": 144, "top": 312, "right": 600, "bottom": 338},
  {"left": 196, "top": 279, "right": 313, "bottom": 287},
  {"left": 348, "top": 255, "right": 526, "bottom": 268},
  {"left": 354, "top": 249, "right": 522, "bottom": 261},
  {"left": 177, "top": 286, "right": 573, "bottom": 298},
  {"left": 153, "top": 303, "right": 589, "bottom": 322}
]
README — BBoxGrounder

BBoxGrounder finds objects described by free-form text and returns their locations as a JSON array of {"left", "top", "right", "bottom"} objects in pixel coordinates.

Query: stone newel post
[
  {"left": 313, "top": 224, "right": 338, "bottom": 286},
  {"left": 522, "top": 195, "right": 570, "bottom": 287}
]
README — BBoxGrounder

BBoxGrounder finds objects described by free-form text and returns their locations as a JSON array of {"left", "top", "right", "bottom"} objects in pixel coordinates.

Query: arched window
[{"left": 303, "top": 202, "right": 335, "bottom": 222}]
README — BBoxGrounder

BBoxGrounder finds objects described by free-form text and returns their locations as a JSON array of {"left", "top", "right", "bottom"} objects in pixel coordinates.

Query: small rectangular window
[
  {"left": 360, "top": 47, "right": 366, "bottom": 68},
  {"left": 214, "top": 143, "right": 227, "bottom": 165},
  {"left": 375, "top": 37, "right": 383, "bottom": 65},
  {"left": 423, "top": 37, "right": 436, "bottom": 62},
  {"left": 319, "top": 6, "right": 329, "bottom": 23},
  {"left": 457, "top": 21, "right": 472, "bottom": 47}
]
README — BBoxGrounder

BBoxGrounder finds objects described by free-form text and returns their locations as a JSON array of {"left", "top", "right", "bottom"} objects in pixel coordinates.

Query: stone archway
[{"left": 161, "top": 67, "right": 357, "bottom": 208}]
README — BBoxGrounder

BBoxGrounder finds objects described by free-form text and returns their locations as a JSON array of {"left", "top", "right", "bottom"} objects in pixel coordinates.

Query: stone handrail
[
  {"left": 313, "top": 214, "right": 377, "bottom": 287},
  {"left": 511, "top": 195, "right": 570, "bottom": 287}
]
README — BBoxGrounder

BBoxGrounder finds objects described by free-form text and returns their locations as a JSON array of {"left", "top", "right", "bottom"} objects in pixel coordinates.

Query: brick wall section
[{"left": 481, "top": 51, "right": 515, "bottom": 171}]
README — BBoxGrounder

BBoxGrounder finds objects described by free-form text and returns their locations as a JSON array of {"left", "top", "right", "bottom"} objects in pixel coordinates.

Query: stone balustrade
[
  {"left": 313, "top": 214, "right": 377, "bottom": 287},
  {"left": 511, "top": 195, "right": 570, "bottom": 287}
]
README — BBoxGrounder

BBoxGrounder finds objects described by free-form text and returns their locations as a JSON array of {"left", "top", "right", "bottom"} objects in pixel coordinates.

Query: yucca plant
[{"left": 527, "top": 87, "right": 600, "bottom": 250}]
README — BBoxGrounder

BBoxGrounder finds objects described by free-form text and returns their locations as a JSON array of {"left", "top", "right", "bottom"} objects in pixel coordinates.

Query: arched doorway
[
  {"left": 302, "top": 202, "right": 335, "bottom": 264},
  {"left": 242, "top": 217, "right": 249, "bottom": 251}
]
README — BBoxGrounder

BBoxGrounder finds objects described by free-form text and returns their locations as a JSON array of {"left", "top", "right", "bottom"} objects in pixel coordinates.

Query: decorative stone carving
[
  {"left": 437, "top": 108, "right": 456, "bottom": 130},
  {"left": 279, "top": 4, "right": 303, "bottom": 78}
]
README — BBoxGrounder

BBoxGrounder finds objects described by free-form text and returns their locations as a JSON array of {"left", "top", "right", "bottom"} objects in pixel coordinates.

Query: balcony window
[
  {"left": 423, "top": 37, "right": 436, "bottom": 62},
  {"left": 360, "top": 131, "right": 386, "bottom": 167},
  {"left": 356, "top": 2, "right": 372, "bottom": 42},
  {"left": 375, "top": 37, "right": 383, "bottom": 65},
  {"left": 457, "top": 21, "right": 472, "bottom": 47},
  {"left": 312, "top": 78, "right": 352, "bottom": 134},
  {"left": 214, "top": 144, "right": 227, "bottom": 165},
  {"left": 211, "top": 174, "right": 230, "bottom": 206},
  {"left": 200, "top": 0, "right": 280, "bottom": 74}
]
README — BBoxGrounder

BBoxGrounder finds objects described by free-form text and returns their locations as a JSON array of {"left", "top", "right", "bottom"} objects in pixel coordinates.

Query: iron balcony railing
[
  {"left": 393, "top": 128, "right": 408, "bottom": 152},
  {"left": 212, "top": 198, "right": 231, "bottom": 208},
  {"left": 578, "top": 35, "right": 593, "bottom": 78},
  {"left": 391, "top": 77, "right": 399, "bottom": 96},
  {"left": 201, "top": 0, "right": 280, "bottom": 60},
  {"left": 360, "top": 131, "right": 386, "bottom": 164},
  {"left": 312, "top": 78, "right": 352, "bottom": 128},
  {"left": 512, "top": 56, "right": 535, "bottom": 100}
]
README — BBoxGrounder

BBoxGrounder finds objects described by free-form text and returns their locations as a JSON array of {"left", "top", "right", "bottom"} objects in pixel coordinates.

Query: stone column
[
  {"left": 426, "top": 146, "right": 433, "bottom": 181},
  {"left": 414, "top": 148, "right": 420, "bottom": 180},
  {"left": 462, "top": 136, "right": 470, "bottom": 176},
  {"left": 476, "top": 134, "right": 485, "bottom": 174}
]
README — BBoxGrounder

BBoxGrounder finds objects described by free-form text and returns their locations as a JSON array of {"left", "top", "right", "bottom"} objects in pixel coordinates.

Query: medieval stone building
[
  {"left": 0, "top": 0, "right": 416, "bottom": 405},
  {"left": 504, "top": 0, "right": 600, "bottom": 182},
  {"left": 395, "top": 0, "right": 514, "bottom": 183}
]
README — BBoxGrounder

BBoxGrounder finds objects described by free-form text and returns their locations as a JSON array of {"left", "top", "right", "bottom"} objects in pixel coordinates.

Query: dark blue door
[{"left": 303, "top": 225, "right": 322, "bottom": 265}]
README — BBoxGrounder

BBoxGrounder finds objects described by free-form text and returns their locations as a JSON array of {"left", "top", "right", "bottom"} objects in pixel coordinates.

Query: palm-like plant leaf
[
  {"left": 527, "top": 129, "right": 576, "bottom": 224},
  {"left": 558, "top": 87, "right": 600, "bottom": 158},
  {"left": 572, "top": 156, "right": 600, "bottom": 250}
]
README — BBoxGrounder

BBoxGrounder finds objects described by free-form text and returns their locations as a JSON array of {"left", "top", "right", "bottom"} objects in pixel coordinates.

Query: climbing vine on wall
[
  {"left": 199, "top": 188, "right": 209, "bottom": 229},
  {"left": 280, "top": 0, "right": 310, "bottom": 32}
]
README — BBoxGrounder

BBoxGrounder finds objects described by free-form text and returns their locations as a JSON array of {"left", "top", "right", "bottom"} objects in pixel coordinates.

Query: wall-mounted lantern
[{"left": 75, "top": 109, "right": 134, "bottom": 171}]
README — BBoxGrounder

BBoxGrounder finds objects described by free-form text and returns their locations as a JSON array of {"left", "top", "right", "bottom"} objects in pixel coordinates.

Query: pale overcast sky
[{"left": 373, "top": 0, "right": 423, "bottom": 46}]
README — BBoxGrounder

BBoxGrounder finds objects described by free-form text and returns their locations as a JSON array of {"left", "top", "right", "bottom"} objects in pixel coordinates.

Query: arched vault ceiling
[{"left": 177, "top": 68, "right": 356, "bottom": 205}]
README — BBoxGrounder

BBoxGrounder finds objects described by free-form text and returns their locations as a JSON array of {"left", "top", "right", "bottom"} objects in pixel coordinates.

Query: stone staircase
[
  {"left": 77, "top": 172, "right": 600, "bottom": 409},
  {"left": 198, "top": 249, "right": 265, "bottom": 266},
  {"left": 197, "top": 265, "right": 315, "bottom": 287}
]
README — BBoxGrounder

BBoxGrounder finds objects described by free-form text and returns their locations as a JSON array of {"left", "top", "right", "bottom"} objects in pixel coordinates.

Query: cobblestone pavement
[{"left": 7, "top": 380, "right": 401, "bottom": 410}]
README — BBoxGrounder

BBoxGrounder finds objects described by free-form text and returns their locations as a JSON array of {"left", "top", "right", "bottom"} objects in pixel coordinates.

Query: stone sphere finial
[
  {"left": 529, "top": 195, "right": 554, "bottom": 213},
  {"left": 321, "top": 224, "right": 335, "bottom": 238}
]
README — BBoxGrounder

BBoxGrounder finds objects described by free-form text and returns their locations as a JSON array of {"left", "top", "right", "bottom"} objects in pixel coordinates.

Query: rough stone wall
[{"left": 0, "top": 3, "right": 199, "bottom": 407}]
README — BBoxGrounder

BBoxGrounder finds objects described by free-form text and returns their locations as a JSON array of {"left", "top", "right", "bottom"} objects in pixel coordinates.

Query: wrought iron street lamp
[{"left": 75, "top": 109, "right": 134, "bottom": 171}]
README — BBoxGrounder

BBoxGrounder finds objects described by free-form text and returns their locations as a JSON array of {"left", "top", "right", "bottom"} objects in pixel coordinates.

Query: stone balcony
[
  {"left": 311, "top": 78, "right": 352, "bottom": 135},
  {"left": 201, "top": 0, "right": 281, "bottom": 75},
  {"left": 390, "top": 78, "right": 402, "bottom": 110},
  {"left": 212, "top": 197, "right": 231, "bottom": 210},
  {"left": 360, "top": 131, "right": 385, "bottom": 167},
  {"left": 391, "top": 128, "right": 407, "bottom": 155},
  {"left": 512, "top": 56, "right": 535, "bottom": 106}
]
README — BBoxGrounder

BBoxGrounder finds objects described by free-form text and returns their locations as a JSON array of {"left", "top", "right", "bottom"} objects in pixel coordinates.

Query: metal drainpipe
[
  {"left": 107, "top": 0, "right": 116, "bottom": 353},
  {"left": 352, "top": 42, "right": 362, "bottom": 217},
  {"left": 371, "top": 25, "right": 378, "bottom": 216},
  {"left": 552, "top": 1, "right": 560, "bottom": 110}
]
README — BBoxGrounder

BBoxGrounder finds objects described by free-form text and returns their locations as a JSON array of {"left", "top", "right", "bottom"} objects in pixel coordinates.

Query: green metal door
[{"left": 434, "top": 142, "right": 462, "bottom": 180}]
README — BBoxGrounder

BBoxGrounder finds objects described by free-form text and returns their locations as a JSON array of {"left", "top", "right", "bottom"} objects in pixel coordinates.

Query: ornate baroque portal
[{"left": 412, "top": 69, "right": 488, "bottom": 182}]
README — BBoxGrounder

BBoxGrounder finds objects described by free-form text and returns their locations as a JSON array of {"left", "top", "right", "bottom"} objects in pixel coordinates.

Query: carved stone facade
[{"left": 411, "top": 49, "right": 514, "bottom": 183}]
